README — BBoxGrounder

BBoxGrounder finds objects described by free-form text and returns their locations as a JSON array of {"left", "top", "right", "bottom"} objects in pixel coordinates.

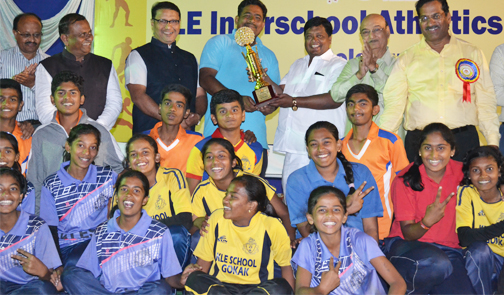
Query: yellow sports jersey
[
  {"left": 456, "top": 185, "right": 504, "bottom": 256},
  {"left": 144, "top": 167, "right": 192, "bottom": 221},
  {"left": 186, "top": 129, "right": 263, "bottom": 181},
  {"left": 193, "top": 209, "right": 291, "bottom": 285},
  {"left": 191, "top": 171, "right": 276, "bottom": 218}
]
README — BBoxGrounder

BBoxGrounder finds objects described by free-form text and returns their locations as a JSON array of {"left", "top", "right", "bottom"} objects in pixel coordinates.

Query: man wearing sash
[{"left": 380, "top": 0, "right": 499, "bottom": 161}]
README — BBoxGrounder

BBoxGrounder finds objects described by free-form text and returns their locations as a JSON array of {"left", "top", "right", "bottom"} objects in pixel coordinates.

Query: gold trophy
[{"left": 235, "top": 26, "right": 276, "bottom": 107}]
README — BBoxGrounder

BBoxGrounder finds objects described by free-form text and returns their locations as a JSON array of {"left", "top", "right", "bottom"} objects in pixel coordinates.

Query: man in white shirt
[
  {"left": 35, "top": 13, "right": 122, "bottom": 130},
  {"left": 265, "top": 17, "right": 347, "bottom": 192},
  {"left": 0, "top": 13, "right": 49, "bottom": 136}
]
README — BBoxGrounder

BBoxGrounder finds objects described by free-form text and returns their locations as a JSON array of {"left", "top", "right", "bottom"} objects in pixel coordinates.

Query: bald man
[
  {"left": 0, "top": 13, "right": 49, "bottom": 136},
  {"left": 330, "top": 14, "right": 394, "bottom": 124}
]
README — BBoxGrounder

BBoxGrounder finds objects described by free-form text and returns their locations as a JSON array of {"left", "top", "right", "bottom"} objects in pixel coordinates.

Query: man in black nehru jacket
[{"left": 35, "top": 13, "right": 122, "bottom": 130}]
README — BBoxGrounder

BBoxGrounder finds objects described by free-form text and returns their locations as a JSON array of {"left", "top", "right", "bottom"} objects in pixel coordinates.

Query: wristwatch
[
  {"left": 369, "top": 63, "right": 379, "bottom": 74},
  {"left": 292, "top": 98, "right": 298, "bottom": 111}
]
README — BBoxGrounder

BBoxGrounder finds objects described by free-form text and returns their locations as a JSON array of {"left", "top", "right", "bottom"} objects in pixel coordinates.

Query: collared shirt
[
  {"left": 274, "top": 49, "right": 347, "bottom": 154},
  {"left": 26, "top": 108, "right": 124, "bottom": 215},
  {"left": 125, "top": 38, "right": 199, "bottom": 134},
  {"left": 489, "top": 43, "right": 504, "bottom": 122},
  {"left": 143, "top": 167, "right": 192, "bottom": 220},
  {"left": 77, "top": 209, "right": 181, "bottom": 293},
  {"left": 186, "top": 129, "right": 263, "bottom": 181},
  {"left": 330, "top": 47, "right": 396, "bottom": 124},
  {"left": 35, "top": 50, "right": 122, "bottom": 130},
  {"left": 380, "top": 36, "right": 499, "bottom": 145},
  {"left": 292, "top": 227, "right": 385, "bottom": 295},
  {"left": 388, "top": 160, "right": 463, "bottom": 249},
  {"left": 0, "top": 210, "right": 62, "bottom": 285},
  {"left": 192, "top": 209, "right": 291, "bottom": 286},
  {"left": 191, "top": 170, "right": 275, "bottom": 218},
  {"left": 286, "top": 159, "right": 383, "bottom": 233},
  {"left": 145, "top": 122, "right": 203, "bottom": 175},
  {"left": 199, "top": 29, "right": 280, "bottom": 149},
  {"left": 40, "top": 162, "right": 117, "bottom": 248},
  {"left": 456, "top": 185, "right": 504, "bottom": 256},
  {"left": 10, "top": 122, "right": 32, "bottom": 175},
  {"left": 341, "top": 122, "right": 409, "bottom": 239},
  {"left": 0, "top": 46, "right": 49, "bottom": 121}
]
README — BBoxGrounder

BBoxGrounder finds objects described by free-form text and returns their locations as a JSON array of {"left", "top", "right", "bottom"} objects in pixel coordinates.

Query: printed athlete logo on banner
[{"left": 455, "top": 58, "right": 480, "bottom": 103}]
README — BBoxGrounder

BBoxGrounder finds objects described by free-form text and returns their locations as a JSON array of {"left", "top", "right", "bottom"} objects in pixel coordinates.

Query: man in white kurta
[{"left": 267, "top": 17, "right": 347, "bottom": 192}]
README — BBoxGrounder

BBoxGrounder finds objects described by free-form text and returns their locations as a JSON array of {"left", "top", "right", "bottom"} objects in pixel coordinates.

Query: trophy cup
[{"left": 235, "top": 26, "right": 277, "bottom": 107}]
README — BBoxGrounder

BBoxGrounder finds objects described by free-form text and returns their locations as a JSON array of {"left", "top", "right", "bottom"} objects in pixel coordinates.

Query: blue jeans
[
  {"left": 60, "top": 239, "right": 90, "bottom": 268},
  {"left": 384, "top": 237, "right": 476, "bottom": 294},
  {"left": 167, "top": 225, "right": 191, "bottom": 269},
  {"left": 0, "top": 279, "right": 57, "bottom": 294},
  {"left": 464, "top": 242, "right": 504, "bottom": 294},
  {"left": 61, "top": 266, "right": 172, "bottom": 294}
]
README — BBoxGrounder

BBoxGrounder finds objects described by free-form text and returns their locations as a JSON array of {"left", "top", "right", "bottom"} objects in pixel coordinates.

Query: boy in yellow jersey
[
  {"left": 145, "top": 84, "right": 203, "bottom": 175},
  {"left": 186, "top": 89, "right": 263, "bottom": 194},
  {"left": 341, "top": 84, "right": 408, "bottom": 240}
]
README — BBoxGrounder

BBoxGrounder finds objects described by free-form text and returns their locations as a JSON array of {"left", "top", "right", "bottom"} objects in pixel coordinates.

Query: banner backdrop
[{"left": 94, "top": 0, "right": 503, "bottom": 143}]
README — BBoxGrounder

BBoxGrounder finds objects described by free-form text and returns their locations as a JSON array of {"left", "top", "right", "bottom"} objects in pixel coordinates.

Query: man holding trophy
[
  {"left": 199, "top": 0, "right": 279, "bottom": 176},
  {"left": 261, "top": 17, "right": 347, "bottom": 193}
]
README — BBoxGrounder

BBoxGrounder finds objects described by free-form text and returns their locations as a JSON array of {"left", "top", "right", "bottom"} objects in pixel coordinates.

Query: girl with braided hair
[{"left": 285, "top": 121, "right": 382, "bottom": 243}]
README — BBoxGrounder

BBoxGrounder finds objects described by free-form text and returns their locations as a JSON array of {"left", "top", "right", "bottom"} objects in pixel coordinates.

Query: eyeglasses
[
  {"left": 360, "top": 27, "right": 384, "bottom": 37},
  {"left": 153, "top": 19, "right": 180, "bottom": 26},
  {"left": 419, "top": 12, "right": 445, "bottom": 23},
  {"left": 16, "top": 31, "right": 43, "bottom": 39}
]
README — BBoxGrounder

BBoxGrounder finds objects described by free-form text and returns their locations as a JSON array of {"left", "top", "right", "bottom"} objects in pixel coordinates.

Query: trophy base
[{"left": 252, "top": 85, "right": 277, "bottom": 107}]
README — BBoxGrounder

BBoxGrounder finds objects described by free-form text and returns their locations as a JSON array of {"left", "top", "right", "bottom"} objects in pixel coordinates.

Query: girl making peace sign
[{"left": 384, "top": 123, "right": 475, "bottom": 294}]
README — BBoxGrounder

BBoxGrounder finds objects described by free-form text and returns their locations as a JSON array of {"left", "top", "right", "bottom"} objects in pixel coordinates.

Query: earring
[{"left": 248, "top": 209, "right": 251, "bottom": 213}]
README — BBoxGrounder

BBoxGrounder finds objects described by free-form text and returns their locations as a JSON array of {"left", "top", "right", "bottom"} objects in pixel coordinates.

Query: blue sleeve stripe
[
  {"left": 192, "top": 182, "right": 210, "bottom": 202},
  {"left": 163, "top": 168, "right": 185, "bottom": 189},
  {"left": 458, "top": 186, "right": 468, "bottom": 206},
  {"left": 378, "top": 129, "right": 398, "bottom": 144}
]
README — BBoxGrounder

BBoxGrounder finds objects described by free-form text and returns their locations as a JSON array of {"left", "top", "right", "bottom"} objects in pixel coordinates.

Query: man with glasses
[
  {"left": 35, "top": 13, "right": 122, "bottom": 130},
  {"left": 330, "top": 14, "right": 393, "bottom": 126},
  {"left": 125, "top": 1, "right": 205, "bottom": 134},
  {"left": 0, "top": 13, "right": 48, "bottom": 136},
  {"left": 380, "top": 0, "right": 498, "bottom": 162}
]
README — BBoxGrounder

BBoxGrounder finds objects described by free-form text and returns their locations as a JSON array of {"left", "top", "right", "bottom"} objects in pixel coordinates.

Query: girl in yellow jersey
[
  {"left": 191, "top": 138, "right": 295, "bottom": 245},
  {"left": 122, "top": 134, "right": 192, "bottom": 268},
  {"left": 182, "top": 175, "right": 294, "bottom": 294},
  {"left": 456, "top": 146, "right": 504, "bottom": 294}
]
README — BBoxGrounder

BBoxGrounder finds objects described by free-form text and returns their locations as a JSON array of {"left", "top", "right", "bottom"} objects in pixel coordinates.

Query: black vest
[
  {"left": 41, "top": 50, "right": 112, "bottom": 121},
  {"left": 132, "top": 38, "right": 198, "bottom": 134}
]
